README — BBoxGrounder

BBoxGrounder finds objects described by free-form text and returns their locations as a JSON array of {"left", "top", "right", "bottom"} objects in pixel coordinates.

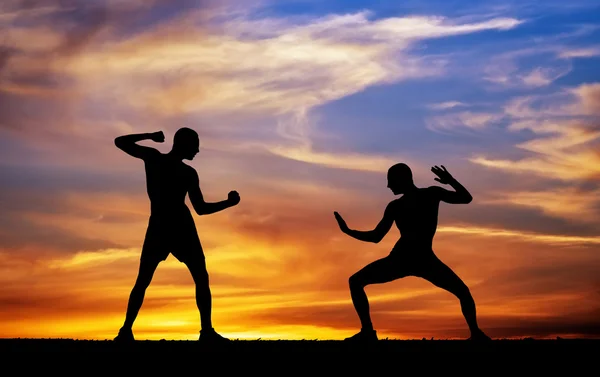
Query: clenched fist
[
  {"left": 151, "top": 131, "right": 165, "bottom": 143},
  {"left": 227, "top": 190, "right": 240, "bottom": 206}
]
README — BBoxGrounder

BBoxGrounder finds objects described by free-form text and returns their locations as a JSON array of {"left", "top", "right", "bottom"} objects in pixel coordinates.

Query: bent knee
[
  {"left": 191, "top": 268, "right": 209, "bottom": 285},
  {"left": 455, "top": 282, "right": 472, "bottom": 299},
  {"left": 349, "top": 273, "right": 366, "bottom": 289}
]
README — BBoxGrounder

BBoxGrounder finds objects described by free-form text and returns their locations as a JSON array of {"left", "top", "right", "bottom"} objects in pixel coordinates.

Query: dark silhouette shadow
[
  {"left": 334, "top": 163, "right": 492, "bottom": 343},
  {"left": 113, "top": 128, "right": 240, "bottom": 344}
]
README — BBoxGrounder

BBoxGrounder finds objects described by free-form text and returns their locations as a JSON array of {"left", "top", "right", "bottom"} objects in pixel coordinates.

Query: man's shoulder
[
  {"left": 386, "top": 198, "right": 401, "bottom": 209},
  {"left": 142, "top": 148, "right": 162, "bottom": 162},
  {"left": 182, "top": 163, "right": 199, "bottom": 177},
  {"left": 424, "top": 186, "right": 447, "bottom": 200},
  {"left": 424, "top": 185, "right": 447, "bottom": 194},
  {"left": 183, "top": 162, "right": 197, "bottom": 171}
]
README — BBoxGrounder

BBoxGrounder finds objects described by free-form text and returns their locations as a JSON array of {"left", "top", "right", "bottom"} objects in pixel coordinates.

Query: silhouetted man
[
  {"left": 334, "top": 163, "right": 491, "bottom": 342},
  {"left": 113, "top": 128, "right": 240, "bottom": 343}
]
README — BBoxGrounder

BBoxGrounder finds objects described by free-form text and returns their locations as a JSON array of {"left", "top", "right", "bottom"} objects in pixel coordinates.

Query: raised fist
[
  {"left": 228, "top": 190, "right": 240, "bottom": 206},
  {"left": 151, "top": 131, "right": 165, "bottom": 143}
]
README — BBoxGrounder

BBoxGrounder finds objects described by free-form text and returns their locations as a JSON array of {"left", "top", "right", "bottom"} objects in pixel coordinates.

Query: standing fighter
[{"left": 113, "top": 128, "right": 240, "bottom": 343}]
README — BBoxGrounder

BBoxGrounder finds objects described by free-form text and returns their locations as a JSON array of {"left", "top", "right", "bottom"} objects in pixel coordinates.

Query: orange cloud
[
  {"left": 479, "top": 187, "right": 600, "bottom": 223},
  {"left": 1, "top": 183, "right": 599, "bottom": 340}
]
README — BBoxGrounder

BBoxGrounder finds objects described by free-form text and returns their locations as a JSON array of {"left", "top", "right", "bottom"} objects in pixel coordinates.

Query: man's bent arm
[
  {"left": 188, "top": 171, "right": 234, "bottom": 215},
  {"left": 447, "top": 177, "right": 472, "bottom": 203},
  {"left": 434, "top": 177, "right": 473, "bottom": 204},
  {"left": 345, "top": 228, "right": 381, "bottom": 243},
  {"left": 195, "top": 200, "right": 234, "bottom": 216},
  {"left": 114, "top": 132, "right": 159, "bottom": 160},
  {"left": 344, "top": 203, "right": 395, "bottom": 243}
]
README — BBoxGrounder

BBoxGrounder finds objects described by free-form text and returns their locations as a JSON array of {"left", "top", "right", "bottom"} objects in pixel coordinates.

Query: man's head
[
  {"left": 387, "top": 163, "right": 413, "bottom": 195},
  {"left": 172, "top": 127, "right": 199, "bottom": 160}
]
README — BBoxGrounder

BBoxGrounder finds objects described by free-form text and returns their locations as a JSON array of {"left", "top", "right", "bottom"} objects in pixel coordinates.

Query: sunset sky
[{"left": 1, "top": 0, "right": 599, "bottom": 340}]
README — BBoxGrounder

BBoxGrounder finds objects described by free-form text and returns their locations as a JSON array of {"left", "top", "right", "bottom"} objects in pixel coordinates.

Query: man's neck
[
  {"left": 404, "top": 185, "right": 419, "bottom": 194},
  {"left": 167, "top": 150, "right": 184, "bottom": 162}
]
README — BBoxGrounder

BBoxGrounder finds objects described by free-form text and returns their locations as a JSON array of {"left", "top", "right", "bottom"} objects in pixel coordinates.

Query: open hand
[
  {"left": 334, "top": 211, "right": 349, "bottom": 232},
  {"left": 431, "top": 165, "right": 454, "bottom": 185},
  {"left": 228, "top": 190, "right": 240, "bottom": 206},
  {"left": 151, "top": 131, "right": 165, "bottom": 143}
]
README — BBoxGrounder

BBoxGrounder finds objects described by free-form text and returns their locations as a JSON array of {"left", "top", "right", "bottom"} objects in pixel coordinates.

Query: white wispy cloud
[
  {"left": 428, "top": 101, "right": 468, "bottom": 110},
  {"left": 479, "top": 40, "right": 600, "bottom": 89},
  {"left": 59, "top": 12, "right": 522, "bottom": 116},
  {"left": 426, "top": 111, "right": 504, "bottom": 133},
  {"left": 46, "top": 10, "right": 522, "bottom": 172},
  {"left": 470, "top": 82, "right": 600, "bottom": 181},
  {"left": 519, "top": 66, "right": 572, "bottom": 87},
  {"left": 484, "top": 57, "right": 572, "bottom": 88},
  {"left": 558, "top": 47, "right": 600, "bottom": 59}
]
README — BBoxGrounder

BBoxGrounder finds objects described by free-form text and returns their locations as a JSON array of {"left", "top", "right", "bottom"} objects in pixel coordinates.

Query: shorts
[{"left": 140, "top": 214, "right": 205, "bottom": 264}]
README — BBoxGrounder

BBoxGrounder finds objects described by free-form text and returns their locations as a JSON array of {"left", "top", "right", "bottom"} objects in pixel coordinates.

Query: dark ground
[
  {"left": 2, "top": 337, "right": 598, "bottom": 353},
  {"left": 1, "top": 338, "right": 597, "bottom": 371}
]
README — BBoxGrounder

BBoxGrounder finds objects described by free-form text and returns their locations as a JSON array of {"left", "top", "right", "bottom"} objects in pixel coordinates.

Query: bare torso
[
  {"left": 391, "top": 187, "right": 441, "bottom": 254},
  {"left": 144, "top": 152, "right": 194, "bottom": 218},
  {"left": 141, "top": 152, "right": 203, "bottom": 258}
]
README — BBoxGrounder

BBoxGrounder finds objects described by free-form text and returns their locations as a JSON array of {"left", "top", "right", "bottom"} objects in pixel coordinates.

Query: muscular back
[{"left": 391, "top": 187, "right": 441, "bottom": 251}]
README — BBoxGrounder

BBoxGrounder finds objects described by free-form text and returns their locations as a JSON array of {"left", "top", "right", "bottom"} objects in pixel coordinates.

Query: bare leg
[
  {"left": 417, "top": 254, "right": 487, "bottom": 338},
  {"left": 185, "top": 256, "right": 212, "bottom": 330},
  {"left": 186, "top": 255, "right": 230, "bottom": 343},
  {"left": 122, "top": 257, "right": 161, "bottom": 330},
  {"left": 349, "top": 255, "right": 408, "bottom": 331}
]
